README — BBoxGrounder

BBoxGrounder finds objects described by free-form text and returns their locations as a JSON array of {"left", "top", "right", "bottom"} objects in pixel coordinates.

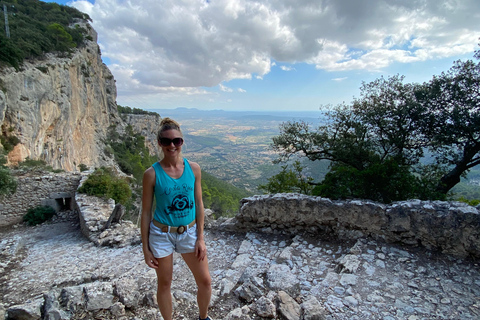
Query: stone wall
[
  {"left": 75, "top": 174, "right": 140, "bottom": 247},
  {"left": 0, "top": 171, "right": 82, "bottom": 227},
  {"left": 237, "top": 193, "right": 480, "bottom": 257}
]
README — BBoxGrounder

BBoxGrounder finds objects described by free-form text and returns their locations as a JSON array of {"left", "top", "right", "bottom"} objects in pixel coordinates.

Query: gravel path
[{"left": 1, "top": 211, "right": 480, "bottom": 319}]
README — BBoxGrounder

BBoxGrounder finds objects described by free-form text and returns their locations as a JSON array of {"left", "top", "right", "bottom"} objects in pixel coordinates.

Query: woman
[{"left": 141, "top": 117, "right": 212, "bottom": 320}]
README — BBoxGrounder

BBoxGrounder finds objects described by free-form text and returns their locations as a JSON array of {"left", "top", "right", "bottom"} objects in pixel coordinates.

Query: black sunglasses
[{"left": 159, "top": 137, "right": 184, "bottom": 147}]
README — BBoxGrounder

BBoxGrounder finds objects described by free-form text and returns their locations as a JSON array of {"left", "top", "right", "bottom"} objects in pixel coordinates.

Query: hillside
[
  {"left": 0, "top": 1, "right": 124, "bottom": 172},
  {"left": 0, "top": 0, "right": 90, "bottom": 70}
]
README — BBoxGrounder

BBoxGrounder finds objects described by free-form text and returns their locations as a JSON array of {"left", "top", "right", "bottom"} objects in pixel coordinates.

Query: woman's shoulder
[
  {"left": 143, "top": 165, "right": 156, "bottom": 180},
  {"left": 186, "top": 159, "right": 201, "bottom": 174}
]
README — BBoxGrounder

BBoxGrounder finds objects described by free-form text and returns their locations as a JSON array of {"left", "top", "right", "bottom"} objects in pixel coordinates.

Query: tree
[
  {"left": 272, "top": 52, "right": 480, "bottom": 202},
  {"left": 259, "top": 160, "right": 314, "bottom": 195},
  {"left": 417, "top": 57, "right": 480, "bottom": 194},
  {"left": 272, "top": 75, "right": 435, "bottom": 202},
  {"left": 47, "top": 23, "right": 76, "bottom": 51},
  {"left": 0, "top": 0, "right": 90, "bottom": 67},
  {"left": 0, "top": 35, "right": 23, "bottom": 70}
]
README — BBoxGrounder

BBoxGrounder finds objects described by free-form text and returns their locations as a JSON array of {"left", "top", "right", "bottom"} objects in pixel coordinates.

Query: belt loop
[{"left": 167, "top": 226, "right": 171, "bottom": 233}]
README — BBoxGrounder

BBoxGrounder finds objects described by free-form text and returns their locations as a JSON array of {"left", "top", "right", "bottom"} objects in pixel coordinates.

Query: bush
[
  {"left": 0, "top": 166, "right": 17, "bottom": 197},
  {"left": 23, "top": 206, "right": 56, "bottom": 226},
  {"left": 0, "top": 153, "right": 17, "bottom": 197},
  {"left": 15, "top": 158, "right": 62, "bottom": 173},
  {"left": 78, "top": 167, "right": 132, "bottom": 205},
  {"left": 78, "top": 163, "right": 89, "bottom": 172},
  {"left": 457, "top": 197, "right": 480, "bottom": 207},
  {"left": 0, "top": 134, "right": 20, "bottom": 152}
]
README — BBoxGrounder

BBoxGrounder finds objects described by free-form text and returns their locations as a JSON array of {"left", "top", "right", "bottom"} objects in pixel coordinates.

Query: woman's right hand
[{"left": 143, "top": 249, "right": 159, "bottom": 269}]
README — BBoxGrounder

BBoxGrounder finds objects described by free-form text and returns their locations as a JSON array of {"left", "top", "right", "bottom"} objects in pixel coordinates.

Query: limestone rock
[
  {"left": 224, "top": 306, "right": 252, "bottom": 320},
  {"left": 276, "top": 291, "right": 300, "bottom": 320},
  {"left": 6, "top": 298, "right": 43, "bottom": 320},
  {"left": 0, "top": 21, "right": 120, "bottom": 171},
  {"left": 114, "top": 278, "right": 141, "bottom": 309},
  {"left": 335, "top": 254, "right": 361, "bottom": 274},
  {"left": 266, "top": 264, "right": 299, "bottom": 294},
  {"left": 83, "top": 282, "right": 115, "bottom": 312},
  {"left": 110, "top": 302, "right": 126, "bottom": 318},
  {"left": 252, "top": 296, "right": 276, "bottom": 318},
  {"left": 300, "top": 296, "right": 326, "bottom": 320},
  {"left": 234, "top": 280, "right": 263, "bottom": 302}
]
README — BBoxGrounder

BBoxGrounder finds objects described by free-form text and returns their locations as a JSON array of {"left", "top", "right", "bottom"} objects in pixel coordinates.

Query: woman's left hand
[{"left": 195, "top": 238, "right": 207, "bottom": 261}]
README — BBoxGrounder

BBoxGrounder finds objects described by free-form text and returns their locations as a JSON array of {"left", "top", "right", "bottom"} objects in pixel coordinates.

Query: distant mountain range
[{"left": 148, "top": 107, "right": 327, "bottom": 124}]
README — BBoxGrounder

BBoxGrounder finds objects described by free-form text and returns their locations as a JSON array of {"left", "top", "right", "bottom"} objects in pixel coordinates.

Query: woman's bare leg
[
  {"left": 154, "top": 254, "right": 174, "bottom": 320},
  {"left": 182, "top": 252, "right": 212, "bottom": 319}
]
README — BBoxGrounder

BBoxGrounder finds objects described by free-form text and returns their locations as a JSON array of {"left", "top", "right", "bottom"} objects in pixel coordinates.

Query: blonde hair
[
  {"left": 157, "top": 117, "right": 183, "bottom": 142},
  {"left": 156, "top": 117, "right": 183, "bottom": 160}
]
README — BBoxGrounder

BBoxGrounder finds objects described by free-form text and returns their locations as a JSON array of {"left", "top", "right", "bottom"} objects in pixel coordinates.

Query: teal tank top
[{"left": 152, "top": 159, "right": 196, "bottom": 227}]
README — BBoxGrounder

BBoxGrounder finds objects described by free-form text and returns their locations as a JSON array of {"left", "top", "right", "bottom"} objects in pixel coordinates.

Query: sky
[{"left": 46, "top": 0, "right": 479, "bottom": 112}]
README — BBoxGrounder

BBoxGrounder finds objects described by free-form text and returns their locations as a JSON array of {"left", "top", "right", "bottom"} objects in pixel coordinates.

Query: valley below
[{"left": 152, "top": 108, "right": 327, "bottom": 193}]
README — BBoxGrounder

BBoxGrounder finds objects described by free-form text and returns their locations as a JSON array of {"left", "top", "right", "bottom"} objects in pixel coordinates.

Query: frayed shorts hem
[{"left": 149, "top": 221, "right": 197, "bottom": 259}]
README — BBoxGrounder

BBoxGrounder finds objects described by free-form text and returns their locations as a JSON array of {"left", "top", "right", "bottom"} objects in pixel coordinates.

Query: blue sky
[{"left": 47, "top": 0, "right": 479, "bottom": 112}]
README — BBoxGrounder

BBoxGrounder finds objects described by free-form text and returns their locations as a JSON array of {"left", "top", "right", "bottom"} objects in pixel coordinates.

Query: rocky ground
[{"left": 1, "top": 211, "right": 480, "bottom": 320}]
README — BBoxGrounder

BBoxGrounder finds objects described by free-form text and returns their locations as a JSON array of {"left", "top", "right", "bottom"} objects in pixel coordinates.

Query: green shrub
[
  {"left": 78, "top": 163, "right": 89, "bottom": 172},
  {"left": 106, "top": 125, "right": 157, "bottom": 183},
  {"left": 457, "top": 197, "right": 480, "bottom": 207},
  {"left": 23, "top": 206, "right": 56, "bottom": 226},
  {"left": 0, "top": 135, "right": 20, "bottom": 152},
  {"left": 78, "top": 167, "right": 132, "bottom": 205},
  {"left": 18, "top": 158, "right": 48, "bottom": 168},
  {"left": 36, "top": 66, "right": 49, "bottom": 74},
  {"left": 16, "top": 158, "right": 59, "bottom": 172},
  {"left": 0, "top": 154, "right": 17, "bottom": 197}
]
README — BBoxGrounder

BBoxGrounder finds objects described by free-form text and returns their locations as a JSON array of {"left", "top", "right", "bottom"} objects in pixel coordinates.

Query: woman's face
[{"left": 158, "top": 129, "right": 183, "bottom": 157}]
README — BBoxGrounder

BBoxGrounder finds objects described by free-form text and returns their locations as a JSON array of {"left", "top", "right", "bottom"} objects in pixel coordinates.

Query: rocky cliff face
[
  {"left": 121, "top": 113, "right": 162, "bottom": 157},
  {"left": 0, "top": 21, "right": 121, "bottom": 171}
]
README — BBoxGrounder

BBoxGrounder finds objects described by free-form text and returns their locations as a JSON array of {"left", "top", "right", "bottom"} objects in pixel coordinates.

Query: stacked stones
[
  {"left": 0, "top": 172, "right": 82, "bottom": 227},
  {"left": 237, "top": 194, "right": 480, "bottom": 258},
  {"left": 75, "top": 174, "right": 141, "bottom": 248}
]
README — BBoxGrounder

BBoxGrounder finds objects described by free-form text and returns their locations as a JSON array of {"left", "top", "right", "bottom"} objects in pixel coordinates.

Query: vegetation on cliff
[
  {"left": 106, "top": 124, "right": 157, "bottom": 184},
  {"left": 267, "top": 48, "right": 480, "bottom": 204},
  {"left": 0, "top": 151, "right": 16, "bottom": 197},
  {"left": 202, "top": 170, "right": 252, "bottom": 217},
  {"left": 0, "top": 0, "right": 91, "bottom": 70},
  {"left": 117, "top": 105, "right": 159, "bottom": 117}
]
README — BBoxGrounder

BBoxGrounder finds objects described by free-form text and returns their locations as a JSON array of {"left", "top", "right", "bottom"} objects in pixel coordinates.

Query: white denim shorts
[{"left": 149, "top": 221, "right": 197, "bottom": 258}]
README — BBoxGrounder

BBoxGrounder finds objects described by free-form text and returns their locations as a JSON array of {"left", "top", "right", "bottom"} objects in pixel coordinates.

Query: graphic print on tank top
[
  {"left": 164, "top": 184, "right": 194, "bottom": 218},
  {"left": 153, "top": 160, "right": 196, "bottom": 225}
]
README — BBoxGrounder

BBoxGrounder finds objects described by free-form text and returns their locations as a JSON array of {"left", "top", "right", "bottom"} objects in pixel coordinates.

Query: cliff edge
[{"left": 0, "top": 21, "right": 121, "bottom": 171}]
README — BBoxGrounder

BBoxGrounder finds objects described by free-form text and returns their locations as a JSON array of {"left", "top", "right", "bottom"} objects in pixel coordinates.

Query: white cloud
[
  {"left": 219, "top": 83, "right": 234, "bottom": 92},
  {"left": 280, "top": 65, "right": 295, "bottom": 71},
  {"left": 238, "top": 88, "right": 247, "bottom": 93},
  {"left": 332, "top": 77, "right": 348, "bottom": 82},
  {"left": 70, "top": 0, "right": 480, "bottom": 95}
]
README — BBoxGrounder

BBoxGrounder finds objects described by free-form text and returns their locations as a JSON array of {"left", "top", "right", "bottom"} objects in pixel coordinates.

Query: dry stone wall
[
  {"left": 237, "top": 193, "right": 480, "bottom": 258},
  {"left": 75, "top": 174, "right": 140, "bottom": 247},
  {"left": 0, "top": 171, "right": 82, "bottom": 227}
]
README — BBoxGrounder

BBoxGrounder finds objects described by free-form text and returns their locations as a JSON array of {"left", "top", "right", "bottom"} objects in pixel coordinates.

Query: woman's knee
[
  {"left": 157, "top": 277, "right": 173, "bottom": 290},
  {"left": 197, "top": 273, "right": 212, "bottom": 289}
]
